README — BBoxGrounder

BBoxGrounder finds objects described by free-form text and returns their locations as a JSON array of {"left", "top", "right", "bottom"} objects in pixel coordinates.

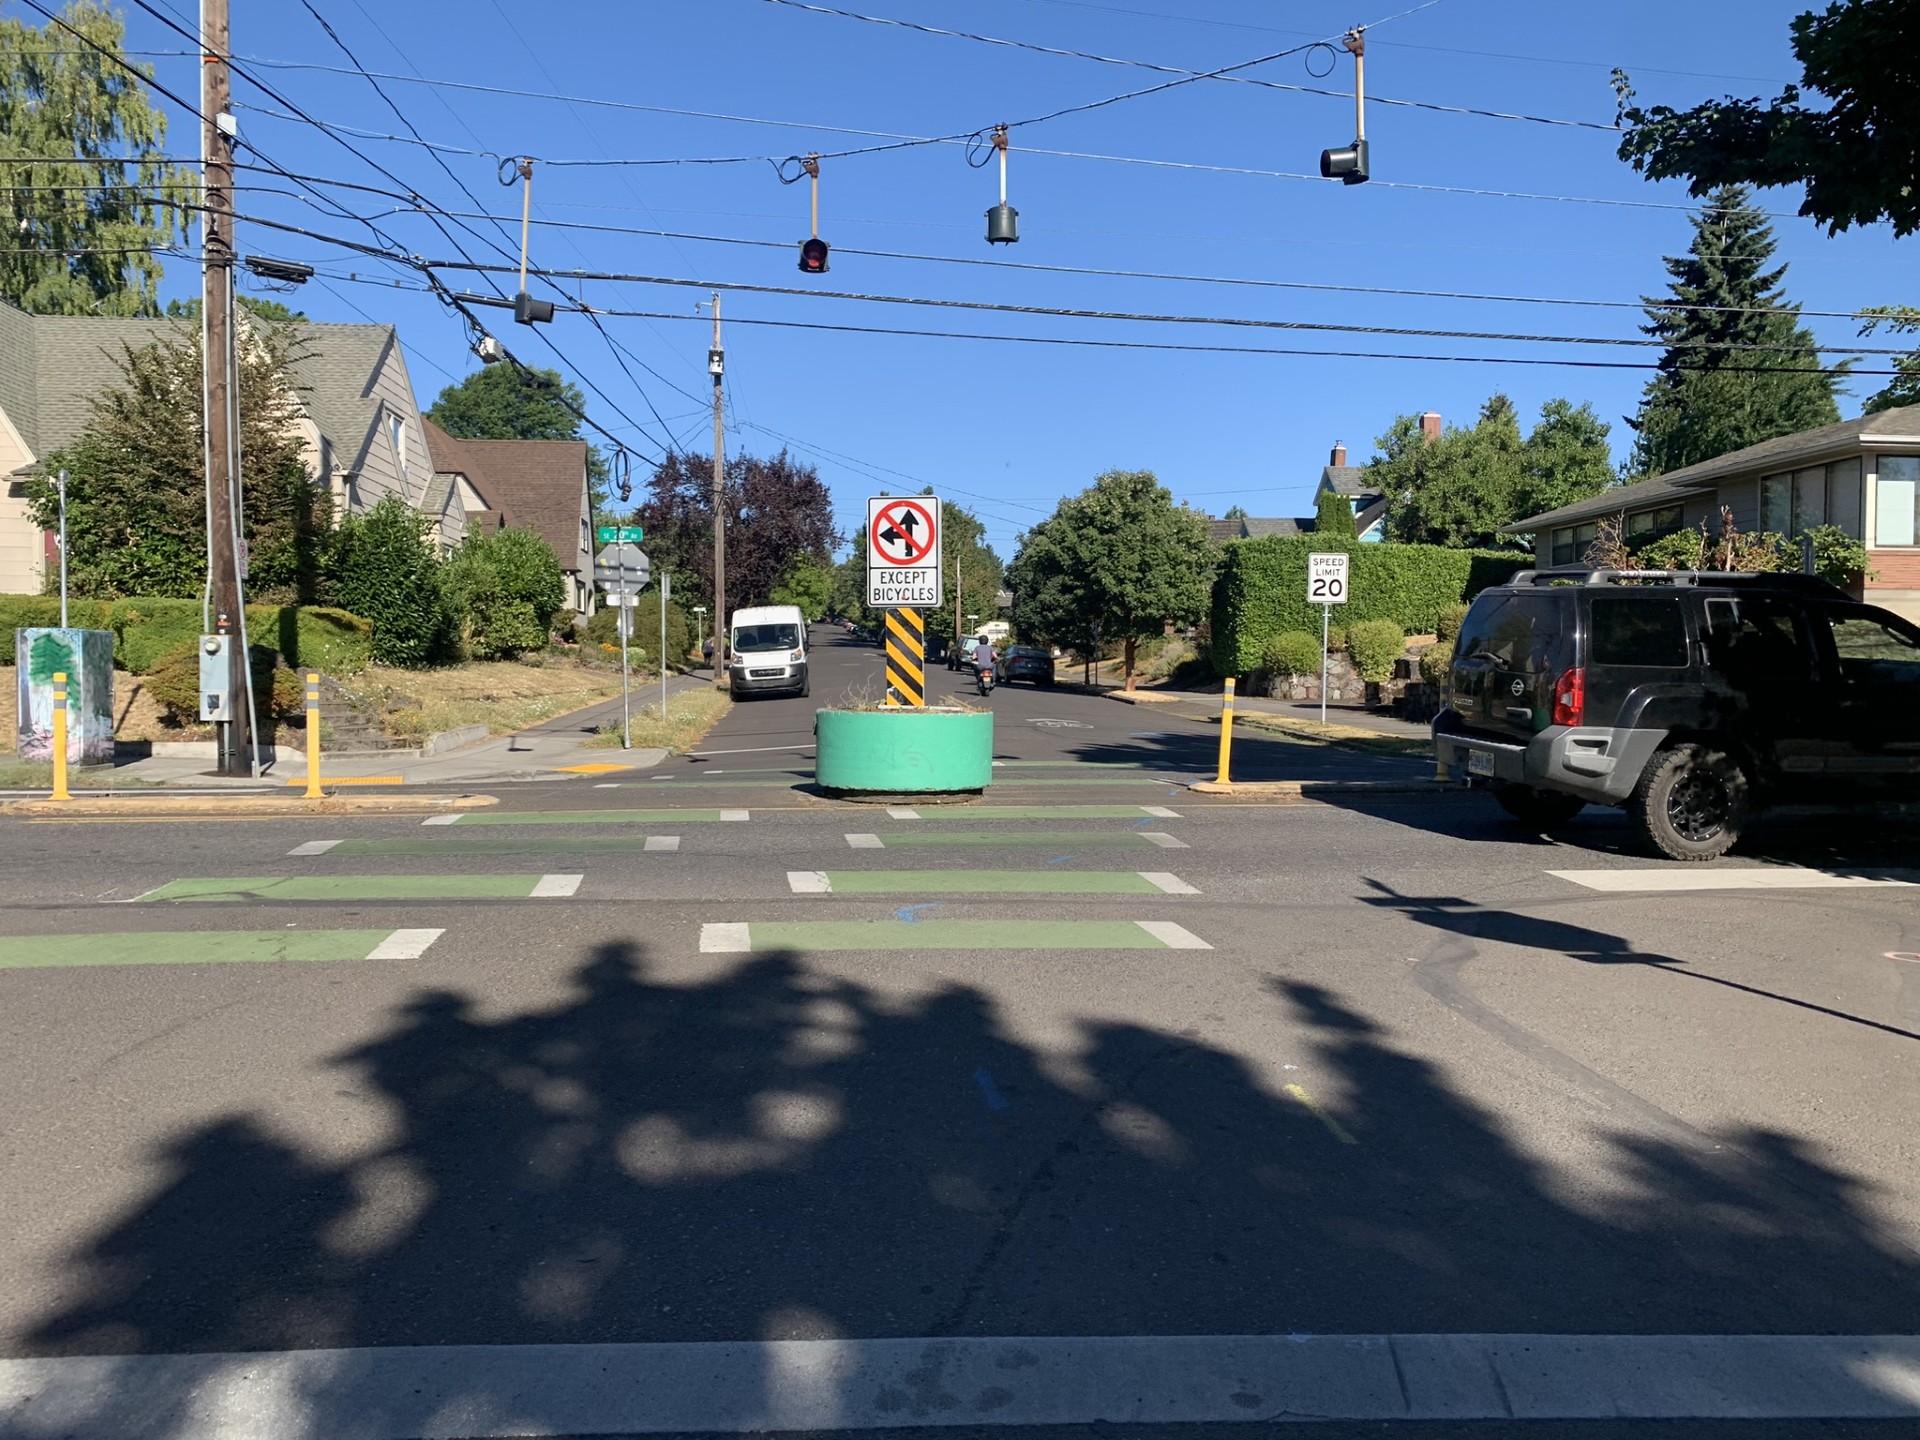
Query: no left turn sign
[{"left": 869, "top": 498, "right": 938, "bottom": 566}]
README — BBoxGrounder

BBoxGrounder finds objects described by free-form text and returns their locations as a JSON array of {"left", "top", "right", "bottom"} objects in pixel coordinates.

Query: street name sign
[
  {"left": 596, "top": 525, "right": 644, "bottom": 544},
  {"left": 867, "top": 495, "right": 941, "bottom": 607},
  {"left": 1308, "top": 552, "right": 1350, "bottom": 605}
]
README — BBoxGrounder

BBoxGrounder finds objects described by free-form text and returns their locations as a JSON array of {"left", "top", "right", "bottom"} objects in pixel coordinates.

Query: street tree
[
  {"left": 1629, "top": 185, "right": 1839, "bottom": 476},
  {"left": 769, "top": 557, "right": 834, "bottom": 621},
  {"left": 25, "top": 321, "right": 327, "bottom": 600},
  {"left": 636, "top": 449, "right": 839, "bottom": 615},
  {"left": 1007, "top": 470, "right": 1213, "bottom": 690},
  {"left": 1519, "top": 399, "right": 1617, "bottom": 518},
  {"left": 427, "top": 364, "right": 611, "bottom": 503},
  {"left": 0, "top": 1, "right": 192, "bottom": 315},
  {"left": 1616, "top": 0, "right": 1920, "bottom": 237}
]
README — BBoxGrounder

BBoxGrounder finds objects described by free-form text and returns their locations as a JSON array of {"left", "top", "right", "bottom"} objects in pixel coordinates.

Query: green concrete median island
[{"left": 814, "top": 706, "right": 992, "bottom": 796}]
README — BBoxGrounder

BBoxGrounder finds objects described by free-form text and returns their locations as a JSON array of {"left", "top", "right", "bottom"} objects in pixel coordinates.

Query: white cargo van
[{"left": 727, "top": 604, "right": 809, "bottom": 699}]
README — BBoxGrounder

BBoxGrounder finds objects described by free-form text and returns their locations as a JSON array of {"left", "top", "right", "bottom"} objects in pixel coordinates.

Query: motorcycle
[{"left": 977, "top": 663, "right": 995, "bottom": 696}]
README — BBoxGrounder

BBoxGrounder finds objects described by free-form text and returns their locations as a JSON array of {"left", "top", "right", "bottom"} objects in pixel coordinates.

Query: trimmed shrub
[
  {"left": 1325, "top": 623, "right": 1348, "bottom": 653},
  {"left": 1261, "top": 630, "right": 1322, "bottom": 677},
  {"left": 1436, "top": 603, "right": 1469, "bottom": 643},
  {"left": 1419, "top": 640, "right": 1454, "bottom": 685},
  {"left": 1210, "top": 536, "right": 1529, "bottom": 676},
  {"left": 1346, "top": 619, "right": 1407, "bottom": 683},
  {"left": 2, "top": 595, "right": 370, "bottom": 674},
  {"left": 587, "top": 595, "right": 689, "bottom": 667},
  {"left": 328, "top": 497, "right": 458, "bottom": 668},
  {"left": 443, "top": 527, "right": 566, "bottom": 659}
]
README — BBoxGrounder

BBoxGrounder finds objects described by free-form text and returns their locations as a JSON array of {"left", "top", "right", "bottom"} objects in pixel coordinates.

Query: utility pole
[
  {"left": 201, "top": 0, "right": 248, "bottom": 775},
  {"left": 708, "top": 292, "right": 727, "bottom": 688}
]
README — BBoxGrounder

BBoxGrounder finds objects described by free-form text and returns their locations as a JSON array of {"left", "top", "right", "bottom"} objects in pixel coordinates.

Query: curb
[
  {"left": 1185, "top": 779, "right": 1455, "bottom": 798},
  {"left": 3, "top": 793, "right": 499, "bottom": 818},
  {"left": 1103, "top": 690, "right": 1183, "bottom": 705}
]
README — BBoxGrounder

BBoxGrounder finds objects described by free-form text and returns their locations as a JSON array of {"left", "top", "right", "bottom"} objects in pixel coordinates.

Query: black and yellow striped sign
[{"left": 884, "top": 607, "right": 926, "bottom": 707}]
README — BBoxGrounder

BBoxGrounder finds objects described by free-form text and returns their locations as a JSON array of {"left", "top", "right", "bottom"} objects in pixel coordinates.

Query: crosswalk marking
[
  {"left": 644, "top": 836, "right": 680, "bottom": 852},
  {"left": 530, "top": 874, "right": 584, "bottom": 898},
  {"left": 1551, "top": 867, "right": 1919, "bottom": 892},
  {"left": 698, "top": 920, "right": 1212, "bottom": 952},
  {"left": 787, "top": 871, "right": 832, "bottom": 893},
  {"left": 421, "top": 814, "right": 460, "bottom": 826},
  {"left": 1134, "top": 920, "right": 1211, "bottom": 949},
  {"left": 365, "top": 929, "right": 445, "bottom": 960},
  {"left": 720, "top": 809, "right": 750, "bottom": 822},
  {"left": 886, "top": 806, "right": 921, "bottom": 819},
  {"left": 1140, "top": 872, "right": 1200, "bottom": 894},
  {"left": 1140, "top": 832, "right": 1188, "bottom": 849},
  {"left": 845, "top": 833, "right": 884, "bottom": 848},
  {"left": 1141, "top": 805, "right": 1182, "bottom": 818},
  {"left": 700, "top": 923, "right": 751, "bottom": 953},
  {"left": 132, "top": 875, "right": 581, "bottom": 904},
  {"left": 287, "top": 840, "right": 341, "bottom": 856}
]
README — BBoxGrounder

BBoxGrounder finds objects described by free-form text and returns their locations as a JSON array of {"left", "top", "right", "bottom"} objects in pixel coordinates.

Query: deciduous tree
[
  {"left": 427, "top": 364, "right": 610, "bottom": 502},
  {"left": 636, "top": 449, "right": 839, "bottom": 616},
  {"left": 1857, "top": 306, "right": 1920, "bottom": 413},
  {"left": 1007, "top": 470, "right": 1213, "bottom": 690},
  {"left": 0, "top": 1, "right": 191, "bottom": 315}
]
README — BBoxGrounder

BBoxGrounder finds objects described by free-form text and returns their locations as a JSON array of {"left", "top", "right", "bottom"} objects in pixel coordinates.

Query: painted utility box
[{"left": 15, "top": 627, "right": 114, "bottom": 763}]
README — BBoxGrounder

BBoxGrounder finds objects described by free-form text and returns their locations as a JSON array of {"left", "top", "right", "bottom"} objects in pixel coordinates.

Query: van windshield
[{"left": 733, "top": 623, "right": 801, "bottom": 653}]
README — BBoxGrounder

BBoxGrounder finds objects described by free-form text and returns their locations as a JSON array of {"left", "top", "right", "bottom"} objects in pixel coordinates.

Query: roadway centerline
[
  {"left": 699, "top": 920, "right": 1211, "bottom": 952},
  {"left": 0, "top": 928, "right": 444, "bottom": 970},
  {"left": 785, "top": 870, "right": 1201, "bottom": 895},
  {"left": 131, "top": 875, "right": 583, "bottom": 903}
]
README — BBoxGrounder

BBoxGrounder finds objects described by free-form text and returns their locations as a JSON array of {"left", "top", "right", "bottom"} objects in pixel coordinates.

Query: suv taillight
[{"left": 1551, "top": 667, "right": 1585, "bottom": 726}]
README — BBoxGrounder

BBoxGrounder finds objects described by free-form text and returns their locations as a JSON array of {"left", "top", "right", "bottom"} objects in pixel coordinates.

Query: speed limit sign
[{"left": 1308, "top": 552, "right": 1349, "bottom": 605}]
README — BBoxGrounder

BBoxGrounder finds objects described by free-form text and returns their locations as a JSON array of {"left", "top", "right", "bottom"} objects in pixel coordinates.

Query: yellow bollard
[
  {"left": 1214, "top": 676, "right": 1235, "bottom": 787},
  {"left": 303, "top": 672, "right": 324, "bottom": 799},
  {"left": 50, "top": 670, "right": 71, "bottom": 801}
]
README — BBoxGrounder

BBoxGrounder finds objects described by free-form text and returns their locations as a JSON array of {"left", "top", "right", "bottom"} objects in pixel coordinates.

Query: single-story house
[
  {"left": 1503, "top": 403, "right": 1920, "bottom": 624},
  {"left": 423, "top": 417, "right": 595, "bottom": 614},
  {"left": 0, "top": 300, "right": 464, "bottom": 593}
]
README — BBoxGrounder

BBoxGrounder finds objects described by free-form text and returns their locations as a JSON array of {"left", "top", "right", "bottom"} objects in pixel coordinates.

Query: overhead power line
[{"left": 756, "top": 0, "right": 1614, "bottom": 131}]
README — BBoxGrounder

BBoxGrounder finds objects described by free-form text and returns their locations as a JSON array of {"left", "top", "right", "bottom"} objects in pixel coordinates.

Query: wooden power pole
[
  {"left": 201, "top": 0, "right": 248, "bottom": 774},
  {"left": 708, "top": 292, "right": 726, "bottom": 688}
]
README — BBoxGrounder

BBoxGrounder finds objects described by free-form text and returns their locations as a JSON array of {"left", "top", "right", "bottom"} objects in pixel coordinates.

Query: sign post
[
  {"left": 659, "top": 572, "right": 671, "bottom": 722},
  {"left": 596, "top": 543, "right": 651, "bottom": 749},
  {"left": 866, "top": 496, "right": 941, "bottom": 706},
  {"left": 1307, "top": 552, "right": 1350, "bottom": 724}
]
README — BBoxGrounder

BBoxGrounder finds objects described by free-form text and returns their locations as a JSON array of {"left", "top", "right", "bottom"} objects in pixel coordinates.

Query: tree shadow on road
[{"left": 16, "top": 937, "right": 1920, "bottom": 1434}]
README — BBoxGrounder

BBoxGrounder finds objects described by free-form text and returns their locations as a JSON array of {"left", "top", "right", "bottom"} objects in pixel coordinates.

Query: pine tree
[{"left": 1629, "top": 184, "right": 1841, "bottom": 476}]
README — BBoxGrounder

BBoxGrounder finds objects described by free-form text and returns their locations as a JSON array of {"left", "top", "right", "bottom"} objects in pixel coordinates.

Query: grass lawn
[
  {"left": 585, "top": 685, "right": 732, "bottom": 753},
  {"left": 338, "top": 658, "right": 635, "bottom": 740}
]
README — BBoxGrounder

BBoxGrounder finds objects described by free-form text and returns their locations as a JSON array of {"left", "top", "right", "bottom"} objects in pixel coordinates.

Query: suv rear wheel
[
  {"left": 1494, "top": 784, "right": 1586, "bottom": 830},
  {"left": 1630, "top": 743, "right": 1749, "bottom": 861}
]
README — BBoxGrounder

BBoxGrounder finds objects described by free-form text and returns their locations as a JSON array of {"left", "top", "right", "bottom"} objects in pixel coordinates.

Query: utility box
[
  {"left": 14, "top": 627, "right": 114, "bottom": 764},
  {"left": 198, "top": 634, "right": 233, "bottom": 722}
]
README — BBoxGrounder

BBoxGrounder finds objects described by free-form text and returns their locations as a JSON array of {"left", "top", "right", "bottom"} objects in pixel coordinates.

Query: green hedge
[
  {"left": 1211, "top": 537, "right": 1528, "bottom": 676},
  {"left": 0, "top": 595, "right": 372, "bottom": 674}
]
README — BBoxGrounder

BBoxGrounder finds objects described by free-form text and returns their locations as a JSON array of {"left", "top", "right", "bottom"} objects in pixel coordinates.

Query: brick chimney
[
  {"left": 1330, "top": 441, "right": 1347, "bottom": 467},
  {"left": 1420, "top": 411, "right": 1442, "bottom": 443}
]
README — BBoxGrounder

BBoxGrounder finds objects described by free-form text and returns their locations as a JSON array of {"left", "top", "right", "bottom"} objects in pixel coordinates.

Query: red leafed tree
[{"left": 636, "top": 449, "right": 840, "bottom": 612}]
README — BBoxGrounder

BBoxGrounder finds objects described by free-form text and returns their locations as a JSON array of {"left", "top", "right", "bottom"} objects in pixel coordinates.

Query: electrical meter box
[{"left": 198, "top": 634, "right": 233, "bottom": 722}]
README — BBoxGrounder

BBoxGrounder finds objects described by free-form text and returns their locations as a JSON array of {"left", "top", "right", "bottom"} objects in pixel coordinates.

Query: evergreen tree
[
  {"left": 0, "top": 2, "right": 193, "bottom": 315},
  {"left": 1629, "top": 184, "right": 1841, "bottom": 476},
  {"left": 1312, "top": 485, "right": 1358, "bottom": 543}
]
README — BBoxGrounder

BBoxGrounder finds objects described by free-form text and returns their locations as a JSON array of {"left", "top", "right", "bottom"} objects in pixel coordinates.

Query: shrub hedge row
[
  {"left": 0, "top": 595, "right": 372, "bottom": 674},
  {"left": 1210, "top": 537, "right": 1528, "bottom": 676}
]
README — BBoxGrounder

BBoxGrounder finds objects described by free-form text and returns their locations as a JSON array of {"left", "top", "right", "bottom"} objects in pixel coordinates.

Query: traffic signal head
[
  {"left": 1320, "top": 138, "right": 1370, "bottom": 185},
  {"left": 513, "top": 290, "right": 555, "bottom": 325},
  {"left": 798, "top": 237, "right": 830, "bottom": 274}
]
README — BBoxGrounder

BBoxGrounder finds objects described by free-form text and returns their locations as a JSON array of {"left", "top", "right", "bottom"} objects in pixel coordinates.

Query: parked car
[
  {"left": 1000, "top": 644, "right": 1056, "bottom": 686},
  {"left": 1432, "top": 568, "right": 1920, "bottom": 859},
  {"left": 947, "top": 635, "right": 981, "bottom": 672}
]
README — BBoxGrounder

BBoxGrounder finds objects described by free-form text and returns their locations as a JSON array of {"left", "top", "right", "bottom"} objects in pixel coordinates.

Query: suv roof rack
[{"left": 1506, "top": 567, "right": 1847, "bottom": 595}]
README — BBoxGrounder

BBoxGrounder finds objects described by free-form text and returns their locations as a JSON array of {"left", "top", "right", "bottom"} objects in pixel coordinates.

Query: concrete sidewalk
[{"left": 42, "top": 672, "right": 715, "bottom": 792}]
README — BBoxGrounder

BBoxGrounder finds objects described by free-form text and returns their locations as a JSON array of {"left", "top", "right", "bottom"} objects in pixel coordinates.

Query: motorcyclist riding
[{"left": 974, "top": 637, "right": 997, "bottom": 694}]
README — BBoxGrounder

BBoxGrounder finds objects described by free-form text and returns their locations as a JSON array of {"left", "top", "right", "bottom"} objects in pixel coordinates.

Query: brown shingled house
[{"left": 423, "top": 417, "right": 595, "bottom": 613}]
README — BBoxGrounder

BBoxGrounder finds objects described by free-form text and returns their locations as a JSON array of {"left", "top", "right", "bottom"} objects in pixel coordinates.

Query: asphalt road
[{"left": 2, "top": 623, "right": 1917, "bottom": 1439}]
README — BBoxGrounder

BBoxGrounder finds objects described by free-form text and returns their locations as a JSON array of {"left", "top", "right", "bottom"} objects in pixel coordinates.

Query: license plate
[{"left": 1467, "top": 750, "right": 1495, "bottom": 777}]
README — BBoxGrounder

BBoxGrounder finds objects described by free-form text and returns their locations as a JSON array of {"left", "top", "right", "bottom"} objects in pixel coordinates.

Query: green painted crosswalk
[
  {"left": 436, "top": 809, "right": 748, "bottom": 826},
  {"left": 845, "top": 830, "right": 1183, "bottom": 849},
  {"left": 786, "top": 870, "right": 1197, "bottom": 895},
  {"left": 136, "top": 875, "right": 580, "bottom": 903},
  {"left": 0, "top": 928, "right": 443, "bottom": 969},
  {"left": 316, "top": 836, "right": 677, "bottom": 856},
  {"left": 886, "top": 805, "right": 1180, "bottom": 820},
  {"left": 701, "top": 920, "right": 1210, "bottom": 953}
]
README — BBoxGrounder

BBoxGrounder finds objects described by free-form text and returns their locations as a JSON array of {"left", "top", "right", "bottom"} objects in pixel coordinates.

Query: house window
[
  {"left": 1875, "top": 455, "right": 1920, "bottom": 547},
  {"left": 389, "top": 414, "right": 410, "bottom": 496},
  {"left": 1626, "top": 504, "right": 1684, "bottom": 538},
  {"left": 1550, "top": 521, "right": 1597, "bottom": 567},
  {"left": 1759, "top": 472, "right": 1792, "bottom": 535}
]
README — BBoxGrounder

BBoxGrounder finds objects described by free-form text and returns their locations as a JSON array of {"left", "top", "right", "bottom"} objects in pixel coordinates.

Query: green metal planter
[{"left": 814, "top": 707, "right": 993, "bottom": 796}]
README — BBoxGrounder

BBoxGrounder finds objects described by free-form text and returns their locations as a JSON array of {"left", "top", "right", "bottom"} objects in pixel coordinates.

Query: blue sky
[{"left": 100, "top": 0, "right": 1914, "bottom": 559}]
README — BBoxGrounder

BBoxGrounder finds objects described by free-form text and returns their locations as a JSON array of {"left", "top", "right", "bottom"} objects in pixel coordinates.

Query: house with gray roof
[
  {"left": 1205, "top": 442, "right": 1392, "bottom": 546},
  {"left": 0, "top": 300, "right": 463, "bottom": 593},
  {"left": 1502, "top": 403, "right": 1920, "bottom": 623}
]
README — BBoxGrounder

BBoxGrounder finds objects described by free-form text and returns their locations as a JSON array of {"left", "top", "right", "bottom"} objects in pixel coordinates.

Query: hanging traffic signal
[
  {"left": 983, "top": 125, "right": 1019, "bottom": 244},
  {"left": 513, "top": 290, "right": 555, "bottom": 325},
  {"left": 798, "top": 237, "right": 830, "bottom": 274},
  {"left": 1320, "top": 139, "right": 1369, "bottom": 185}
]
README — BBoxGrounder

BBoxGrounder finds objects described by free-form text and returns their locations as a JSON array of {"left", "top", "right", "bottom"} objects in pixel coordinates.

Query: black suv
[{"left": 1432, "top": 569, "right": 1920, "bottom": 859}]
